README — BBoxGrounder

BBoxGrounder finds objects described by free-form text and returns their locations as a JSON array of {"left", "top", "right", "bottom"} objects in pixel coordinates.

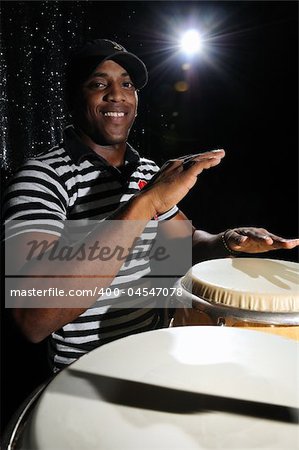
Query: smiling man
[
  {"left": 66, "top": 39, "right": 145, "bottom": 164},
  {"left": 3, "top": 39, "right": 299, "bottom": 372}
]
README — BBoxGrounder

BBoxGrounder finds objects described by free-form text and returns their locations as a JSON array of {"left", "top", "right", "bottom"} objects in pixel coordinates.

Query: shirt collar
[{"left": 63, "top": 125, "right": 140, "bottom": 168}]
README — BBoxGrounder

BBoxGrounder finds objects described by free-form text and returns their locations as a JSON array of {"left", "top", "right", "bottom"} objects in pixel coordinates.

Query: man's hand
[
  {"left": 224, "top": 228, "right": 299, "bottom": 254},
  {"left": 142, "top": 149, "right": 225, "bottom": 215}
]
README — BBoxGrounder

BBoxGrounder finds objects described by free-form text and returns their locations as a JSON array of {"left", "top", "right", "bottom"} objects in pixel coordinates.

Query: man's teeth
[{"left": 104, "top": 112, "right": 125, "bottom": 117}]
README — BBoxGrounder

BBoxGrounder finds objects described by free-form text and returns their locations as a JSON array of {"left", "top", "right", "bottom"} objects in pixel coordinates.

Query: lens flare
[{"left": 180, "top": 29, "right": 202, "bottom": 55}]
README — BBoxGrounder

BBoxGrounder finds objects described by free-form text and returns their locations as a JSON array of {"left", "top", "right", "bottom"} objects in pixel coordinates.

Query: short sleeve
[
  {"left": 156, "top": 205, "right": 179, "bottom": 221},
  {"left": 3, "top": 159, "right": 68, "bottom": 240}
]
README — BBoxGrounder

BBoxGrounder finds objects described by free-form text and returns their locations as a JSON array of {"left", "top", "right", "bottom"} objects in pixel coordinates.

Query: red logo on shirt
[{"left": 138, "top": 180, "right": 148, "bottom": 190}]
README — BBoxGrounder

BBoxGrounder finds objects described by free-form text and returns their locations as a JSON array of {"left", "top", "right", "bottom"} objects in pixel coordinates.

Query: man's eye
[
  {"left": 89, "top": 82, "right": 106, "bottom": 89},
  {"left": 123, "top": 81, "right": 135, "bottom": 89}
]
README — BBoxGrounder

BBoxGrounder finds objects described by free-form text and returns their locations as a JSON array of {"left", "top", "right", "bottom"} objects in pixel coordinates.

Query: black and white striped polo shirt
[{"left": 3, "top": 126, "right": 178, "bottom": 371}]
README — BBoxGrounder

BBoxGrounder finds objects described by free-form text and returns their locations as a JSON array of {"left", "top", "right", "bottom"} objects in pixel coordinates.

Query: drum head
[
  {"left": 21, "top": 327, "right": 298, "bottom": 449},
  {"left": 181, "top": 258, "right": 299, "bottom": 313}
]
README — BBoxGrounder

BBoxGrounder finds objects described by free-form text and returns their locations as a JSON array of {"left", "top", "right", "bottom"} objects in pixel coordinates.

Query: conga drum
[
  {"left": 172, "top": 258, "right": 299, "bottom": 340},
  {"left": 19, "top": 327, "right": 298, "bottom": 449}
]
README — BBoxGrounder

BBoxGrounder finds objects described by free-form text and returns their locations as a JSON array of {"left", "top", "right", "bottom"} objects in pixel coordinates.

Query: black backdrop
[{"left": 1, "top": 0, "right": 298, "bottom": 434}]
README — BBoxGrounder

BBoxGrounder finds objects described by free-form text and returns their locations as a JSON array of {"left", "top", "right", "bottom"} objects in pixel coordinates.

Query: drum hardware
[
  {"left": 217, "top": 317, "right": 226, "bottom": 326},
  {"left": 184, "top": 286, "right": 299, "bottom": 326},
  {"left": 2, "top": 379, "right": 52, "bottom": 450}
]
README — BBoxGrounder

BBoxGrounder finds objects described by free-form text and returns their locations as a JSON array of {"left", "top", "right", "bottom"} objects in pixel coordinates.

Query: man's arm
[
  {"left": 9, "top": 150, "right": 225, "bottom": 342},
  {"left": 10, "top": 194, "right": 155, "bottom": 343},
  {"left": 168, "top": 211, "right": 299, "bottom": 262}
]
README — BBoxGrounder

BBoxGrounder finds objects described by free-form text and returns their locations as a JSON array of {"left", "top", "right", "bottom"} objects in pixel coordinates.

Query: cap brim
[
  {"left": 66, "top": 50, "right": 148, "bottom": 103},
  {"left": 103, "top": 52, "right": 148, "bottom": 89}
]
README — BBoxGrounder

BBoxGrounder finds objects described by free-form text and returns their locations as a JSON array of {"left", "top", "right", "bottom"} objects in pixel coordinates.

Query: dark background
[{"left": 1, "top": 0, "right": 298, "bottom": 435}]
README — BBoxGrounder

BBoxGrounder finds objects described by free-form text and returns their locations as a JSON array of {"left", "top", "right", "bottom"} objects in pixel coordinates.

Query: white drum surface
[
  {"left": 181, "top": 258, "right": 299, "bottom": 312},
  {"left": 21, "top": 327, "right": 299, "bottom": 449}
]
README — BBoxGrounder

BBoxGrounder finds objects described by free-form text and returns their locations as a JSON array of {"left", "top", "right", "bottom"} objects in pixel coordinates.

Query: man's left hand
[{"left": 225, "top": 228, "right": 299, "bottom": 254}]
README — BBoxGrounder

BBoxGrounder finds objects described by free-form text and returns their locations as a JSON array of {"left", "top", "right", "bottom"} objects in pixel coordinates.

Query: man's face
[{"left": 72, "top": 59, "right": 138, "bottom": 146}]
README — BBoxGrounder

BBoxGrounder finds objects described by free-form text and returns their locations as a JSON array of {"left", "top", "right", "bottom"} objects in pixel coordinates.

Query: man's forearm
[
  {"left": 13, "top": 193, "right": 156, "bottom": 342},
  {"left": 192, "top": 229, "right": 230, "bottom": 263}
]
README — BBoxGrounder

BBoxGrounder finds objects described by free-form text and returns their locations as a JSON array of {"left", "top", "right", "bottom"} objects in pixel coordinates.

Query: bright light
[{"left": 180, "top": 29, "right": 202, "bottom": 55}]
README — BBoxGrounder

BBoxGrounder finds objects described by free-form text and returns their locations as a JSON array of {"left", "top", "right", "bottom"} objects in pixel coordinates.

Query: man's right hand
[{"left": 141, "top": 149, "right": 225, "bottom": 215}]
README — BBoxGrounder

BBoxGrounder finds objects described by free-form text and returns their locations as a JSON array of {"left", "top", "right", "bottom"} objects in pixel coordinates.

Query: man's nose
[{"left": 105, "top": 83, "right": 125, "bottom": 102}]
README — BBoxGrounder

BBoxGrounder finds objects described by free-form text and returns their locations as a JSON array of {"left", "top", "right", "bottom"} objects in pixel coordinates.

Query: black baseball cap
[{"left": 66, "top": 38, "right": 148, "bottom": 94}]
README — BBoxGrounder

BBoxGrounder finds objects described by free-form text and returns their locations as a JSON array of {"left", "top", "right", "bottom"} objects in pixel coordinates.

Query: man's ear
[{"left": 135, "top": 90, "right": 139, "bottom": 117}]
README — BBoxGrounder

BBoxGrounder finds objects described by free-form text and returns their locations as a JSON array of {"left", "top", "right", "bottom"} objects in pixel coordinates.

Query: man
[{"left": 3, "top": 39, "right": 298, "bottom": 372}]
